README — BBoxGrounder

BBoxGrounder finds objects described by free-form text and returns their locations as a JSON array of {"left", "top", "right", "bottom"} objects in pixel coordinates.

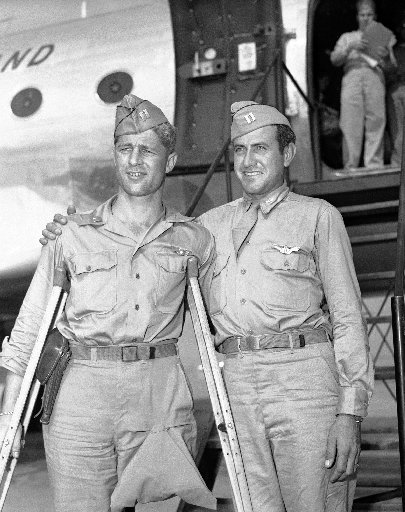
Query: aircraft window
[
  {"left": 11, "top": 88, "right": 42, "bottom": 117},
  {"left": 97, "top": 72, "right": 133, "bottom": 103}
]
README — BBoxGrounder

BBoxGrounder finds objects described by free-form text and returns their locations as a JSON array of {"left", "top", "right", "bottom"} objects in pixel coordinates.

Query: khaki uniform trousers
[
  {"left": 340, "top": 67, "right": 385, "bottom": 169},
  {"left": 42, "top": 355, "right": 197, "bottom": 512},
  {"left": 223, "top": 343, "right": 356, "bottom": 512}
]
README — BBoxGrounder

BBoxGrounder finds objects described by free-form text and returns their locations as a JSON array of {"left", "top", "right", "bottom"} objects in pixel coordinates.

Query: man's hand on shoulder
[
  {"left": 324, "top": 413, "right": 361, "bottom": 483},
  {"left": 39, "top": 205, "right": 77, "bottom": 245}
]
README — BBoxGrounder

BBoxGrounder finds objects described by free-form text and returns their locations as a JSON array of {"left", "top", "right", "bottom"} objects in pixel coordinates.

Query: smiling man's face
[{"left": 233, "top": 125, "right": 295, "bottom": 201}]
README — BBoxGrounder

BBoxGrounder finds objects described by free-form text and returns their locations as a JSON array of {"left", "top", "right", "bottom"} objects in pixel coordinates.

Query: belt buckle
[
  {"left": 122, "top": 346, "right": 138, "bottom": 362},
  {"left": 245, "top": 335, "right": 256, "bottom": 350},
  {"left": 134, "top": 345, "right": 156, "bottom": 361}
]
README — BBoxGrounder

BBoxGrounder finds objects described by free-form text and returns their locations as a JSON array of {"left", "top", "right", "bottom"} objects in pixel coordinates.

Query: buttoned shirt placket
[
  {"left": 233, "top": 186, "right": 290, "bottom": 332},
  {"left": 103, "top": 208, "right": 172, "bottom": 331}
]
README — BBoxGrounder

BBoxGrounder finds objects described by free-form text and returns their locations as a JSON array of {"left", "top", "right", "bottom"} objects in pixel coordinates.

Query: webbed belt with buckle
[
  {"left": 70, "top": 339, "right": 178, "bottom": 361},
  {"left": 218, "top": 329, "right": 329, "bottom": 354}
]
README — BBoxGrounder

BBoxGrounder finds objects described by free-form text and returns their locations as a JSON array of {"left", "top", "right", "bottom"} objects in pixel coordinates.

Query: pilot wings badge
[{"left": 273, "top": 244, "right": 300, "bottom": 255}]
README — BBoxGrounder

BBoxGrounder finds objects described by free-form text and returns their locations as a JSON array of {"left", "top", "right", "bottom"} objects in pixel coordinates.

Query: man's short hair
[
  {"left": 152, "top": 122, "right": 177, "bottom": 154},
  {"left": 114, "top": 122, "right": 177, "bottom": 154},
  {"left": 356, "top": 0, "right": 376, "bottom": 13},
  {"left": 275, "top": 125, "right": 296, "bottom": 154}
]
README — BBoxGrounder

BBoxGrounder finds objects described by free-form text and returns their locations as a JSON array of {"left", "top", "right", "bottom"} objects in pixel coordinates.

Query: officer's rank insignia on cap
[
  {"left": 244, "top": 112, "right": 256, "bottom": 124},
  {"left": 114, "top": 94, "right": 169, "bottom": 138},
  {"left": 230, "top": 100, "right": 291, "bottom": 140},
  {"left": 139, "top": 109, "right": 150, "bottom": 121}
]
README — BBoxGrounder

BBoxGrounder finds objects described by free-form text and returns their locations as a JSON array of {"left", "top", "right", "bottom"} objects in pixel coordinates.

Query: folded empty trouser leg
[{"left": 43, "top": 354, "right": 215, "bottom": 512}]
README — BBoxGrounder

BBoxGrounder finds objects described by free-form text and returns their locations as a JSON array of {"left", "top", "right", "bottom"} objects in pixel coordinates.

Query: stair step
[
  {"left": 339, "top": 200, "right": 399, "bottom": 215},
  {"left": 357, "top": 450, "right": 400, "bottom": 488},
  {"left": 353, "top": 490, "right": 402, "bottom": 512},
  {"left": 374, "top": 366, "right": 396, "bottom": 381},
  {"left": 350, "top": 232, "right": 397, "bottom": 245},
  {"left": 362, "top": 432, "right": 398, "bottom": 450},
  {"left": 366, "top": 316, "right": 392, "bottom": 325},
  {"left": 357, "top": 271, "right": 395, "bottom": 282}
]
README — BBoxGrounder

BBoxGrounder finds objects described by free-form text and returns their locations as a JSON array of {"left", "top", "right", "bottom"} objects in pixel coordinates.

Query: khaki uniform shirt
[
  {"left": 331, "top": 30, "right": 378, "bottom": 67},
  {"left": 331, "top": 27, "right": 396, "bottom": 71},
  {"left": 198, "top": 183, "right": 374, "bottom": 417},
  {"left": 1, "top": 196, "right": 215, "bottom": 376}
]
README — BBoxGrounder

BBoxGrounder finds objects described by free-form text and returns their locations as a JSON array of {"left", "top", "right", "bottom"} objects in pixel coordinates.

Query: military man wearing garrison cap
[
  {"left": 40, "top": 100, "right": 373, "bottom": 511},
  {"left": 197, "top": 101, "right": 373, "bottom": 511},
  {"left": 0, "top": 95, "right": 216, "bottom": 512}
]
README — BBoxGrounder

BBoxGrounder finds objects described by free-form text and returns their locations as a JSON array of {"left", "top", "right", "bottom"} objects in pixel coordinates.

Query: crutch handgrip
[
  {"left": 187, "top": 256, "right": 199, "bottom": 278},
  {"left": 54, "top": 265, "right": 70, "bottom": 291}
]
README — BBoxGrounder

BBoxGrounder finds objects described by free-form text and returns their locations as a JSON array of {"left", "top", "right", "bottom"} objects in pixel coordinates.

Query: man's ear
[
  {"left": 283, "top": 142, "right": 296, "bottom": 167},
  {"left": 166, "top": 152, "right": 178, "bottom": 174}
]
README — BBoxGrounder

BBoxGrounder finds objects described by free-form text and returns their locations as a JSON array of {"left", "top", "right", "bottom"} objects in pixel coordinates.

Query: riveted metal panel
[{"left": 170, "top": 0, "right": 284, "bottom": 169}]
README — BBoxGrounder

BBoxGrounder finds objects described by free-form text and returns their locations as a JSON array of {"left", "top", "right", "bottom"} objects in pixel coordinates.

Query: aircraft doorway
[{"left": 308, "top": 0, "right": 404, "bottom": 173}]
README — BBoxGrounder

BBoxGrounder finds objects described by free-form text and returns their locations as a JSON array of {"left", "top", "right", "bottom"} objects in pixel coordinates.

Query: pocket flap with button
[
  {"left": 261, "top": 249, "right": 309, "bottom": 273},
  {"left": 154, "top": 252, "right": 187, "bottom": 314},
  {"left": 73, "top": 251, "right": 117, "bottom": 275},
  {"left": 155, "top": 253, "right": 186, "bottom": 274},
  {"left": 69, "top": 251, "right": 117, "bottom": 319}
]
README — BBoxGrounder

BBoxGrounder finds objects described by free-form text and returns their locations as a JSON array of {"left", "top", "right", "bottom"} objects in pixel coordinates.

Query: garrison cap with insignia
[
  {"left": 230, "top": 100, "right": 291, "bottom": 141},
  {"left": 114, "top": 94, "right": 169, "bottom": 138}
]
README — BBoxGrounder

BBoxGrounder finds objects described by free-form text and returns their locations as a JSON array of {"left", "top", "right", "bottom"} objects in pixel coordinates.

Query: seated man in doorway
[
  {"left": 331, "top": 0, "right": 396, "bottom": 170},
  {"left": 0, "top": 94, "right": 216, "bottom": 512}
]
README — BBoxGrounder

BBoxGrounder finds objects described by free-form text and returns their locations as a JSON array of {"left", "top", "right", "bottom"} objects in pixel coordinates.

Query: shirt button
[
  {"left": 240, "top": 298, "right": 246, "bottom": 305},
  {"left": 135, "top": 304, "right": 140, "bottom": 311},
  {"left": 246, "top": 241, "right": 250, "bottom": 245},
  {"left": 241, "top": 268, "right": 246, "bottom": 275},
  {"left": 135, "top": 273, "right": 140, "bottom": 279},
  {"left": 247, "top": 329, "right": 253, "bottom": 335},
  {"left": 86, "top": 265, "right": 92, "bottom": 271}
]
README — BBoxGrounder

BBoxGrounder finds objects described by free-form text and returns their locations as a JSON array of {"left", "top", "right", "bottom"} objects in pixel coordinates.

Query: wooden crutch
[
  {"left": 0, "top": 264, "right": 69, "bottom": 510},
  {"left": 186, "top": 256, "right": 253, "bottom": 512}
]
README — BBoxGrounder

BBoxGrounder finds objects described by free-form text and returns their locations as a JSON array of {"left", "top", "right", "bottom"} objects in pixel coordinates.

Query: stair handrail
[{"left": 390, "top": 108, "right": 405, "bottom": 509}]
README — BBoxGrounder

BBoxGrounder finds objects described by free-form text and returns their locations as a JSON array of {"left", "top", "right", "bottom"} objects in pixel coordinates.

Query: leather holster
[{"left": 36, "top": 329, "right": 71, "bottom": 425}]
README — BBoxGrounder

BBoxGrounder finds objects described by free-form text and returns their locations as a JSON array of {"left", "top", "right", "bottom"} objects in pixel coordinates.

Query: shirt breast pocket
[
  {"left": 260, "top": 248, "right": 310, "bottom": 312},
  {"left": 70, "top": 251, "right": 117, "bottom": 319},
  {"left": 209, "top": 253, "right": 229, "bottom": 316},
  {"left": 155, "top": 253, "right": 187, "bottom": 314}
]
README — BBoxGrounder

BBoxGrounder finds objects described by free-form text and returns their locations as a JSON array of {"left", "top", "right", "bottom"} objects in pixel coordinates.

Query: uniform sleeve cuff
[
  {"left": 336, "top": 386, "right": 370, "bottom": 417},
  {"left": 0, "top": 341, "right": 28, "bottom": 377}
]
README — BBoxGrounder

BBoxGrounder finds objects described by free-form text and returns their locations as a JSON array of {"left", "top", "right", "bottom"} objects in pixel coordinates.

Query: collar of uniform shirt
[
  {"left": 242, "top": 181, "right": 290, "bottom": 215},
  {"left": 99, "top": 195, "right": 194, "bottom": 225}
]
